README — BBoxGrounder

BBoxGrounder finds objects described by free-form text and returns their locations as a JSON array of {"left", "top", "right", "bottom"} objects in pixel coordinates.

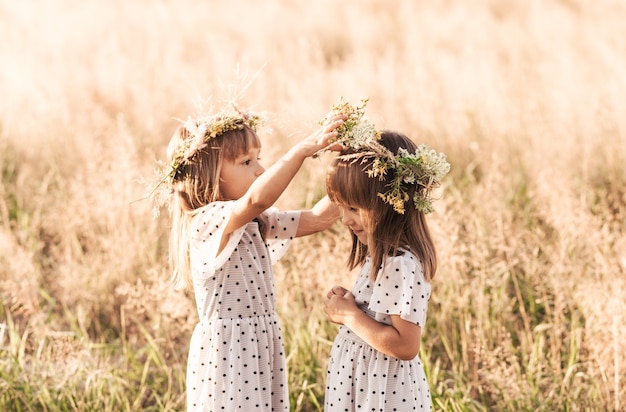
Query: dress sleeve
[
  {"left": 262, "top": 207, "right": 301, "bottom": 262},
  {"left": 189, "top": 201, "right": 246, "bottom": 279},
  {"left": 368, "top": 253, "right": 432, "bottom": 327}
]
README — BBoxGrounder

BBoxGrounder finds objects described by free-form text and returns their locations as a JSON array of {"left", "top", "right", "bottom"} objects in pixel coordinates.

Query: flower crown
[
  {"left": 147, "top": 105, "right": 265, "bottom": 214},
  {"left": 322, "top": 97, "right": 450, "bottom": 214}
]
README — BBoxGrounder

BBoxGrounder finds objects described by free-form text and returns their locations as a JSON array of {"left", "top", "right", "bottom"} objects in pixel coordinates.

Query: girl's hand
[
  {"left": 324, "top": 286, "right": 423, "bottom": 360},
  {"left": 324, "top": 286, "right": 358, "bottom": 325},
  {"left": 295, "top": 113, "right": 346, "bottom": 158},
  {"left": 327, "top": 285, "right": 349, "bottom": 298}
]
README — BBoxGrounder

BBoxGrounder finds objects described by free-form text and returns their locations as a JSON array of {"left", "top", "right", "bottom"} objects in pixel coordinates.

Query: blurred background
[{"left": 1, "top": 0, "right": 624, "bottom": 410}]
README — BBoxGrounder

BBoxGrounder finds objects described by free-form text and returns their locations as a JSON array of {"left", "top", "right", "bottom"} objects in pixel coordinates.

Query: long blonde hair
[
  {"left": 326, "top": 130, "right": 438, "bottom": 281},
  {"left": 167, "top": 125, "right": 261, "bottom": 290}
]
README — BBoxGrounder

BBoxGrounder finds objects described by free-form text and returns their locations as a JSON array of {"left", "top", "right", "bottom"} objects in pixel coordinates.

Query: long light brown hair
[
  {"left": 167, "top": 125, "right": 262, "bottom": 290},
  {"left": 326, "top": 130, "right": 438, "bottom": 281}
]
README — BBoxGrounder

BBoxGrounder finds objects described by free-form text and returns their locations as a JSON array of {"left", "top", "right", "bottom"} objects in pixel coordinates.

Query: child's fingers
[
  {"left": 322, "top": 112, "right": 346, "bottom": 125},
  {"left": 331, "top": 286, "right": 344, "bottom": 295},
  {"left": 316, "top": 130, "right": 339, "bottom": 146},
  {"left": 312, "top": 116, "right": 345, "bottom": 147},
  {"left": 327, "top": 285, "right": 347, "bottom": 299},
  {"left": 322, "top": 116, "right": 345, "bottom": 132},
  {"left": 326, "top": 142, "right": 343, "bottom": 152}
]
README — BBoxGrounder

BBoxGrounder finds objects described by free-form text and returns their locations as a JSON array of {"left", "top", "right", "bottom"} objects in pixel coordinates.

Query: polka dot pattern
[
  {"left": 324, "top": 250, "right": 433, "bottom": 411},
  {"left": 186, "top": 202, "right": 299, "bottom": 411}
]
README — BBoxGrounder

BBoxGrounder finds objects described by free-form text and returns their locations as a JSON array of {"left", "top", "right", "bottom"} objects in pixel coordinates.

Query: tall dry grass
[{"left": 1, "top": 0, "right": 625, "bottom": 410}]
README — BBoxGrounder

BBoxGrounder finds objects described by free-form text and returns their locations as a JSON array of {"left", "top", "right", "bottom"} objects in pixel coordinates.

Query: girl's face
[
  {"left": 339, "top": 205, "right": 370, "bottom": 246},
  {"left": 219, "top": 147, "right": 265, "bottom": 200}
]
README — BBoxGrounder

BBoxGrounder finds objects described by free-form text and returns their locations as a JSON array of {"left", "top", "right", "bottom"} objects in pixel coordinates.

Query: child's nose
[
  {"left": 255, "top": 164, "right": 265, "bottom": 176},
  {"left": 341, "top": 213, "right": 353, "bottom": 225}
]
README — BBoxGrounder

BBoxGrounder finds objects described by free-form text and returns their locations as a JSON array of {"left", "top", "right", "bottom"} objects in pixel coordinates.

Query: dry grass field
[{"left": 1, "top": 0, "right": 625, "bottom": 410}]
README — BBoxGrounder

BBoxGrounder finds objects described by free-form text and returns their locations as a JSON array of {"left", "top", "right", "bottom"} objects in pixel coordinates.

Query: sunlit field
[{"left": 1, "top": 0, "right": 625, "bottom": 410}]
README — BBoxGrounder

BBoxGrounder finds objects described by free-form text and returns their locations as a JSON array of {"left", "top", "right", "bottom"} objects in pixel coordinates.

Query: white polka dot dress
[
  {"left": 324, "top": 250, "right": 433, "bottom": 411},
  {"left": 186, "top": 201, "right": 299, "bottom": 411}
]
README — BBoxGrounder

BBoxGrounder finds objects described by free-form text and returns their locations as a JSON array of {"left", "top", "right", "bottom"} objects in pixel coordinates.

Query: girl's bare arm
[
  {"left": 296, "top": 196, "right": 341, "bottom": 237},
  {"left": 221, "top": 115, "right": 345, "bottom": 243},
  {"left": 324, "top": 290, "right": 422, "bottom": 360}
]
